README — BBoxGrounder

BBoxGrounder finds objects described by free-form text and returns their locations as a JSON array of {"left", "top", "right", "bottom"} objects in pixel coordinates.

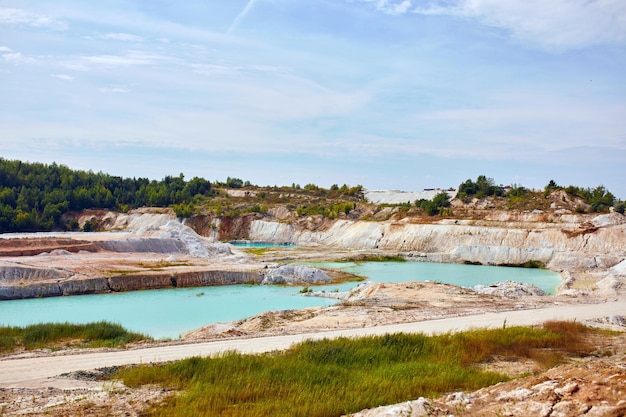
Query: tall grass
[
  {"left": 0, "top": 321, "right": 150, "bottom": 353},
  {"left": 116, "top": 321, "right": 593, "bottom": 417}
]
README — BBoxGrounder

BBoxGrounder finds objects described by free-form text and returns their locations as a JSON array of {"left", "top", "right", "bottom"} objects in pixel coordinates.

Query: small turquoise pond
[
  {"left": 308, "top": 261, "right": 562, "bottom": 295},
  {"left": 230, "top": 241, "right": 295, "bottom": 248}
]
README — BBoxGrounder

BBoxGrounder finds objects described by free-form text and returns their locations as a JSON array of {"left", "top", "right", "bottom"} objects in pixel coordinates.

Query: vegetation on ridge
[
  {"left": 0, "top": 157, "right": 623, "bottom": 233},
  {"left": 115, "top": 321, "right": 597, "bottom": 417}
]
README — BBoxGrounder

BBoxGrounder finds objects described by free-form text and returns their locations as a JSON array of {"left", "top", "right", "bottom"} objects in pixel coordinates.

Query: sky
[{"left": 1, "top": 0, "right": 625, "bottom": 197}]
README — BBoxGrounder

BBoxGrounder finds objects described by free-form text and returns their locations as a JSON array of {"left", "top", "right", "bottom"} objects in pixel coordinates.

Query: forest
[{"left": 0, "top": 158, "right": 212, "bottom": 232}]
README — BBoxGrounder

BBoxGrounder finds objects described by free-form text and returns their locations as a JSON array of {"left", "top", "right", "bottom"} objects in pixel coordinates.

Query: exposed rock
[
  {"left": 107, "top": 273, "right": 174, "bottom": 292},
  {"left": 176, "top": 270, "right": 261, "bottom": 287},
  {"left": 591, "top": 212, "right": 626, "bottom": 227},
  {"left": 0, "top": 282, "right": 62, "bottom": 299},
  {"left": 261, "top": 264, "right": 331, "bottom": 285},
  {"left": 95, "top": 238, "right": 187, "bottom": 254},
  {"left": 364, "top": 189, "right": 457, "bottom": 205},
  {"left": 0, "top": 266, "right": 69, "bottom": 284},
  {"left": 473, "top": 281, "right": 545, "bottom": 297},
  {"left": 58, "top": 277, "right": 111, "bottom": 296},
  {"left": 349, "top": 397, "right": 435, "bottom": 417},
  {"left": 595, "top": 275, "right": 623, "bottom": 297}
]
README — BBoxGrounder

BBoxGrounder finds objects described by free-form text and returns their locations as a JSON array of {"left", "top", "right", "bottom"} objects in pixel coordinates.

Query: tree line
[{"left": 0, "top": 158, "right": 212, "bottom": 232}]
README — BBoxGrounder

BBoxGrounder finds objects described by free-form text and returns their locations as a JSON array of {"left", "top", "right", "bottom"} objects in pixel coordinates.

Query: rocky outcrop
[
  {"left": 0, "top": 239, "right": 98, "bottom": 257},
  {"left": 247, "top": 215, "right": 626, "bottom": 275},
  {"left": 0, "top": 263, "right": 336, "bottom": 299},
  {"left": 261, "top": 265, "right": 331, "bottom": 285},
  {"left": 175, "top": 271, "right": 262, "bottom": 287},
  {"left": 58, "top": 278, "right": 111, "bottom": 296},
  {"left": 95, "top": 238, "right": 187, "bottom": 254},
  {"left": 0, "top": 282, "right": 63, "bottom": 299},
  {"left": 0, "top": 266, "right": 69, "bottom": 283},
  {"left": 473, "top": 281, "right": 545, "bottom": 297},
  {"left": 0, "top": 269, "right": 264, "bottom": 299}
]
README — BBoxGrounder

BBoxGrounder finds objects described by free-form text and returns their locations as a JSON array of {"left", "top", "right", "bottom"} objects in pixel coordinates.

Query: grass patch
[
  {"left": 115, "top": 321, "right": 594, "bottom": 417},
  {"left": 498, "top": 260, "right": 546, "bottom": 269},
  {"left": 137, "top": 260, "right": 193, "bottom": 271},
  {"left": 343, "top": 255, "right": 407, "bottom": 263},
  {"left": 0, "top": 321, "right": 151, "bottom": 353},
  {"left": 240, "top": 247, "right": 274, "bottom": 256}
]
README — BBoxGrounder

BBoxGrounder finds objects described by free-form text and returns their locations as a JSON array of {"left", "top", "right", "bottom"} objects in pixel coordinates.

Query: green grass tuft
[{"left": 0, "top": 321, "right": 150, "bottom": 353}]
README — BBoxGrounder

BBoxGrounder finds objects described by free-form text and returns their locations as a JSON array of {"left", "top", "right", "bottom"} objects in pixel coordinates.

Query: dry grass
[{"left": 115, "top": 321, "right": 595, "bottom": 417}]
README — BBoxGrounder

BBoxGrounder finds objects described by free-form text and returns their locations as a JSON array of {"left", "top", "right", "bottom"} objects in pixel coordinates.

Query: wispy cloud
[
  {"left": 2, "top": 52, "right": 36, "bottom": 64},
  {"left": 228, "top": 0, "right": 258, "bottom": 33},
  {"left": 83, "top": 51, "right": 173, "bottom": 67},
  {"left": 98, "top": 86, "right": 132, "bottom": 94},
  {"left": 353, "top": 0, "right": 413, "bottom": 16},
  {"left": 51, "top": 73, "right": 74, "bottom": 81},
  {"left": 412, "top": 0, "right": 626, "bottom": 50},
  {"left": 98, "top": 32, "right": 144, "bottom": 42},
  {"left": 0, "top": 7, "right": 67, "bottom": 30}
]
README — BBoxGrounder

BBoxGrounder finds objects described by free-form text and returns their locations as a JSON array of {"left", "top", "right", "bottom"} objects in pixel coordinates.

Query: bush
[
  {"left": 82, "top": 219, "right": 98, "bottom": 232},
  {"left": 458, "top": 175, "right": 502, "bottom": 199},
  {"left": 416, "top": 192, "right": 450, "bottom": 216}
]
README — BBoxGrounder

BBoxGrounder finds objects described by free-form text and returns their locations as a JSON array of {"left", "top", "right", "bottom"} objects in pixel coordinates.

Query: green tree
[{"left": 226, "top": 177, "right": 244, "bottom": 188}]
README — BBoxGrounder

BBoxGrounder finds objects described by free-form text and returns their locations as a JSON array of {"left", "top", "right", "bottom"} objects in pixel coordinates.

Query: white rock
[{"left": 262, "top": 265, "right": 331, "bottom": 285}]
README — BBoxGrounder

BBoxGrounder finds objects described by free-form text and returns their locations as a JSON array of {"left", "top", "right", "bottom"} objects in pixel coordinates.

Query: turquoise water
[
  {"left": 0, "top": 285, "right": 335, "bottom": 340},
  {"left": 0, "top": 262, "right": 561, "bottom": 340},
  {"left": 309, "top": 262, "right": 562, "bottom": 295},
  {"left": 230, "top": 241, "right": 294, "bottom": 248}
]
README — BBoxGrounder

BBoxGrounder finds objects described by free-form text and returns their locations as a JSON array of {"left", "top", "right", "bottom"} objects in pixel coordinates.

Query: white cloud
[
  {"left": 351, "top": 0, "right": 413, "bottom": 15},
  {"left": 2, "top": 52, "right": 36, "bottom": 64},
  {"left": 412, "top": 0, "right": 626, "bottom": 50},
  {"left": 83, "top": 51, "right": 172, "bottom": 67},
  {"left": 98, "top": 86, "right": 132, "bottom": 94},
  {"left": 0, "top": 7, "right": 67, "bottom": 30},
  {"left": 99, "top": 32, "right": 143, "bottom": 42},
  {"left": 0, "top": 46, "right": 12, "bottom": 52},
  {"left": 51, "top": 73, "right": 74, "bottom": 81}
]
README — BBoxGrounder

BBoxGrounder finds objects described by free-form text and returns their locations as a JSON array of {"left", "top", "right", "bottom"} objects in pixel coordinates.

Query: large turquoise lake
[{"left": 0, "top": 262, "right": 561, "bottom": 340}]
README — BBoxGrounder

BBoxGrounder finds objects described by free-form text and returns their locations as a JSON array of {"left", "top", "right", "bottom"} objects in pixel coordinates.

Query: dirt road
[{"left": 1, "top": 299, "right": 624, "bottom": 388}]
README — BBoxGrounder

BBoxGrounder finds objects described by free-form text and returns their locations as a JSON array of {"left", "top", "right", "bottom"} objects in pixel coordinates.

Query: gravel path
[{"left": 1, "top": 299, "right": 624, "bottom": 388}]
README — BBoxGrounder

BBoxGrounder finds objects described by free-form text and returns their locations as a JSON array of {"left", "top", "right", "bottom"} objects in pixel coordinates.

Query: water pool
[
  {"left": 0, "top": 262, "right": 561, "bottom": 339},
  {"left": 230, "top": 241, "right": 294, "bottom": 248},
  {"left": 308, "top": 261, "right": 562, "bottom": 295},
  {"left": 0, "top": 285, "right": 335, "bottom": 340}
]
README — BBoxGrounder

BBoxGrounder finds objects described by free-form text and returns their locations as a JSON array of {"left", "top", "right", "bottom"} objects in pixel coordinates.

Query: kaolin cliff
[{"left": 210, "top": 211, "right": 626, "bottom": 286}]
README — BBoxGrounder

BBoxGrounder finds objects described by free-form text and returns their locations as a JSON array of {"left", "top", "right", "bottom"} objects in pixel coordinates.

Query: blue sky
[{"left": 1, "top": 1, "right": 625, "bottom": 197}]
